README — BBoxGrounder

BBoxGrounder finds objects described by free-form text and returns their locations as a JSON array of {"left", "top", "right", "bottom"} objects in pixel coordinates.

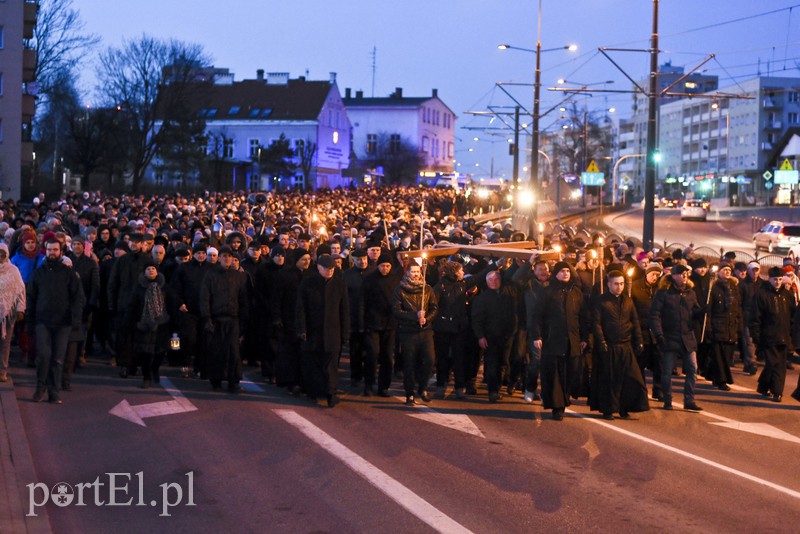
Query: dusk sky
[{"left": 74, "top": 1, "right": 800, "bottom": 180}]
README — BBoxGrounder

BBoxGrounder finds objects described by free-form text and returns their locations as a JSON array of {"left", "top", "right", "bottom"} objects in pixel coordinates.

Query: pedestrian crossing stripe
[{"left": 586, "top": 160, "right": 600, "bottom": 173}]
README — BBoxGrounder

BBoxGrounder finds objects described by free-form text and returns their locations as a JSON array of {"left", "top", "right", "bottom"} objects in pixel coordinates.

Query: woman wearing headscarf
[
  {"left": 126, "top": 260, "right": 171, "bottom": 388},
  {"left": 0, "top": 243, "right": 26, "bottom": 382}
]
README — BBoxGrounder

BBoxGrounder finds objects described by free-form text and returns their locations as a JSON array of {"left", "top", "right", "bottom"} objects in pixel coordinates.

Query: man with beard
[
  {"left": 649, "top": 264, "right": 705, "bottom": 412},
  {"left": 752, "top": 266, "right": 795, "bottom": 402},
  {"left": 392, "top": 262, "right": 438, "bottom": 406},
  {"left": 531, "top": 262, "right": 586, "bottom": 421},
  {"left": 27, "top": 238, "right": 84, "bottom": 404},
  {"left": 589, "top": 271, "right": 649, "bottom": 420},
  {"left": 108, "top": 233, "right": 152, "bottom": 377},
  {"left": 199, "top": 246, "right": 249, "bottom": 393},
  {"left": 630, "top": 261, "right": 664, "bottom": 400},
  {"left": 472, "top": 270, "right": 518, "bottom": 403},
  {"left": 295, "top": 254, "right": 349, "bottom": 407},
  {"left": 253, "top": 245, "right": 286, "bottom": 383},
  {"left": 343, "top": 248, "right": 373, "bottom": 388},
  {"left": 363, "top": 251, "right": 402, "bottom": 397}
]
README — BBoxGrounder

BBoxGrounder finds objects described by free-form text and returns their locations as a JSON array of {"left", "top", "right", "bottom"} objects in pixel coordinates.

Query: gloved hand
[{"left": 600, "top": 343, "right": 609, "bottom": 354}]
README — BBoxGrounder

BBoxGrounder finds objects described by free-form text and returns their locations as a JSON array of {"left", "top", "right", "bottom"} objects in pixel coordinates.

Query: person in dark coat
[
  {"left": 126, "top": 261, "right": 171, "bottom": 388},
  {"left": 67, "top": 236, "right": 99, "bottom": 365},
  {"left": 392, "top": 261, "right": 438, "bottom": 406},
  {"left": 514, "top": 256, "right": 550, "bottom": 403},
  {"left": 253, "top": 245, "right": 286, "bottom": 382},
  {"left": 274, "top": 248, "right": 311, "bottom": 393},
  {"left": 295, "top": 254, "right": 350, "bottom": 407},
  {"left": 171, "top": 243, "right": 211, "bottom": 378},
  {"left": 27, "top": 238, "right": 85, "bottom": 404},
  {"left": 630, "top": 262, "right": 664, "bottom": 400},
  {"left": 343, "top": 248, "right": 373, "bottom": 388},
  {"left": 107, "top": 233, "right": 153, "bottom": 377},
  {"left": 739, "top": 261, "right": 762, "bottom": 375},
  {"left": 199, "top": 246, "right": 249, "bottom": 393},
  {"left": 649, "top": 264, "right": 705, "bottom": 412},
  {"left": 239, "top": 240, "right": 263, "bottom": 368},
  {"left": 751, "top": 266, "right": 795, "bottom": 402},
  {"left": 471, "top": 269, "right": 518, "bottom": 403},
  {"left": 433, "top": 260, "right": 483, "bottom": 399},
  {"left": 706, "top": 262, "right": 742, "bottom": 391},
  {"left": 589, "top": 271, "right": 649, "bottom": 420},
  {"left": 689, "top": 258, "right": 712, "bottom": 376},
  {"left": 362, "top": 251, "right": 402, "bottom": 397},
  {"left": 530, "top": 262, "right": 587, "bottom": 421}
]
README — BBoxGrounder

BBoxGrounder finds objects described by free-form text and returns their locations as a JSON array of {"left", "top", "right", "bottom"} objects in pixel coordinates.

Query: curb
[{"left": 0, "top": 377, "right": 52, "bottom": 534}]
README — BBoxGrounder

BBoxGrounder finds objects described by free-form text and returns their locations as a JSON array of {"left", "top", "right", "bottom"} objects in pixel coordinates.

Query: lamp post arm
[{"left": 612, "top": 153, "right": 645, "bottom": 206}]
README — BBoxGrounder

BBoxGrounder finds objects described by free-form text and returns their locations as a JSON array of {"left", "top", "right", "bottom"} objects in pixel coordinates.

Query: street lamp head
[
  {"left": 498, "top": 44, "right": 510, "bottom": 50},
  {"left": 567, "top": 44, "right": 578, "bottom": 52}
]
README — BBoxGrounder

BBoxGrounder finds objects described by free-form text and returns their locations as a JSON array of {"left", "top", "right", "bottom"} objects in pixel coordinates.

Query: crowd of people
[{"left": 0, "top": 185, "right": 799, "bottom": 418}]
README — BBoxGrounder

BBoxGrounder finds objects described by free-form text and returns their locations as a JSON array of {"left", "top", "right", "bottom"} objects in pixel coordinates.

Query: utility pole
[
  {"left": 530, "top": 0, "right": 543, "bottom": 225},
  {"left": 642, "top": 0, "right": 659, "bottom": 250},
  {"left": 513, "top": 106, "right": 520, "bottom": 188}
]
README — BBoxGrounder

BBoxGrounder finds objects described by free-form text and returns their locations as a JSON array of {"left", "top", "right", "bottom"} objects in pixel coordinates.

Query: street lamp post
[{"left": 612, "top": 153, "right": 645, "bottom": 206}]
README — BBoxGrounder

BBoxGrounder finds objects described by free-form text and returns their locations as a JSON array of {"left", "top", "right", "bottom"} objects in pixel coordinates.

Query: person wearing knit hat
[
  {"left": 269, "top": 245, "right": 286, "bottom": 259},
  {"left": 631, "top": 258, "right": 665, "bottom": 400},
  {"left": 11, "top": 229, "right": 44, "bottom": 285},
  {"left": 532, "top": 257, "right": 585, "bottom": 420},
  {"left": 753, "top": 266, "right": 794, "bottom": 402},
  {"left": 376, "top": 251, "right": 393, "bottom": 266}
]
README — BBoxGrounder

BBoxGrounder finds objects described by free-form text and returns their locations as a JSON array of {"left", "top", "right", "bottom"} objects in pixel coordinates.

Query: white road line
[
  {"left": 567, "top": 409, "right": 800, "bottom": 501},
  {"left": 274, "top": 409, "right": 473, "bottom": 534}
]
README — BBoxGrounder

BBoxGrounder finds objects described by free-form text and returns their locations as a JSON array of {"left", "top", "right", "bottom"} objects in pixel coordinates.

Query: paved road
[
  {"left": 605, "top": 206, "right": 800, "bottom": 252},
  {"left": 8, "top": 352, "right": 800, "bottom": 533}
]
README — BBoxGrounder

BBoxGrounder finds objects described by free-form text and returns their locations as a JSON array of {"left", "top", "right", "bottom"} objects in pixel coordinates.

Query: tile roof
[{"left": 179, "top": 79, "right": 334, "bottom": 121}]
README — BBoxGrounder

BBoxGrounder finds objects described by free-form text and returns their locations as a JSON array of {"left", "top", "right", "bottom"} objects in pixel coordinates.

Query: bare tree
[
  {"left": 296, "top": 139, "right": 318, "bottom": 190},
  {"left": 29, "top": 0, "right": 99, "bottom": 102},
  {"left": 96, "top": 35, "right": 212, "bottom": 193},
  {"left": 360, "top": 133, "right": 424, "bottom": 185}
]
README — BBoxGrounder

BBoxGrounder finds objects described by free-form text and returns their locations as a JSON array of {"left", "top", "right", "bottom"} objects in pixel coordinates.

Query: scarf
[
  {"left": 0, "top": 248, "right": 26, "bottom": 339},
  {"left": 138, "top": 275, "right": 168, "bottom": 331},
  {"left": 400, "top": 272, "right": 424, "bottom": 292}
]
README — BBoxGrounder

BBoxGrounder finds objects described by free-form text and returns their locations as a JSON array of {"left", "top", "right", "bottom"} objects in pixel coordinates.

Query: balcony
[
  {"left": 24, "top": 2, "right": 39, "bottom": 40},
  {"left": 764, "top": 120, "right": 782, "bottom": 130},
  {"left": 23, "top": 48, "right": 37, "bottom": 82},
  {"left": 763, "top": 97, "right": 782, "bottom": 109},
  {"left": 761, "top": 141, "right": 774, "bottom": 151},
  {"left": 22, "top": 94, "right": 36, "bottom": 122},
  {"left": 21, "top": 142, "right": 34, "bottom": 165}
]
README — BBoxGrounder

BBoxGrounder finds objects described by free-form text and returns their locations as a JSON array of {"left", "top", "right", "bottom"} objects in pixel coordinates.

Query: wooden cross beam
[{"left": 400, "top": 241, "right": 562, "bottom": 262}]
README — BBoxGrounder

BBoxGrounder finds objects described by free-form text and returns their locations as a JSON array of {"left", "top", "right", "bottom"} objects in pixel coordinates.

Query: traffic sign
[
  {"left": 621, "top": 175, "right": 631, "bottom": 185},
  {"left": 780, "top": 158, "right": 794, "bottom": 171},
  {"left": 586, "top": 160, "right": 600, "bottom": 173},
  {"left": 763, "top": 170, "right": 773, "bottom": 180},
  {"left": 775, "top": 169, "right": 799, "bottom": 184},
  {"left": 765, "top": 181, "right": 774, "bottom": 190},
  {"left": 581, "top": 172, "right": 605, "bottom": 186}
]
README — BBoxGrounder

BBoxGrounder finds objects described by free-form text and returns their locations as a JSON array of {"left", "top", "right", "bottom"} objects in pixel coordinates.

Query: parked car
[
  {"left": 680, "top": 199, "right": 708, "bottom": 221},
  {"left": 753, "top": 221, "right": 800, "bottom": 253},
  {"left": 661, "top": 197, "right": 681, "bottom": 208}
]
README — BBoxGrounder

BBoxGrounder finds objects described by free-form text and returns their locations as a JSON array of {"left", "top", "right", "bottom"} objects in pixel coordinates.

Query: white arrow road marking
[
  {"left": 395, "top": 396, "right": 485, "bottom": 438},
  {"left": 274, "top": 409, "right": 473, "bottom": 534},
  {"left": 567, "top": 408, "right": 800, "bottom": 501},
  {"left": 709, "top": 422, "right": 800, "bottom": 445},
  {"left": 109, "top": 377, "right": 197, "bottom": 427}
]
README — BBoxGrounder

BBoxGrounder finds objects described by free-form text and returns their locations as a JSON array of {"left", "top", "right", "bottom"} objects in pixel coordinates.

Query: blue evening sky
[{"left": 74, "top": 0, "right": 800, "bottom": 180}]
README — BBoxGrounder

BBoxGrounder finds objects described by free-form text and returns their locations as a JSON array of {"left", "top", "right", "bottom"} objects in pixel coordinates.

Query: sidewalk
[{"left": 0, "top": 371, "right": 52, "bottom": 533}]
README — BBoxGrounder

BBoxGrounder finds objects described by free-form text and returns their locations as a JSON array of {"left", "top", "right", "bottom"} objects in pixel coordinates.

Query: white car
[{"left": 680, "top": 199, "right": 707, "bottom": 221}]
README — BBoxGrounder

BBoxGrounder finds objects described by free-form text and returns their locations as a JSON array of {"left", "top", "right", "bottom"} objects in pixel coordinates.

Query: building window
[
  {"left": 0, "top": 27, "right": 4, "bottom": 49},
  {"left": 390, "top": 134, "right": 401, "bottom": 153},
  {"left": 0, "top": 73, "right": 3, "bottom": 96},
  {"left": 333, "top": 131, "right": 339, "bottom": 144},
  {"left": 249, "top": 139, "right": 260, "bottom": 158},
  {"left": 155, "top": 173, "right": 164, "bottom": 186},
  {"left": 422, "top": 136, "right": 429, "bottom": 153},
  {"left": 790, "top": 112, "right": 799, "bottom": 125},
  {"left": 448, "top": 142, "right": 454, "bottom": 159},
  {"left": 224, "top": 139, "right": 234, "bottom": 158},
  {"left": 789, "top": 91, "right": 800, "bottom": 103},
  {"left": 228, "top": 106, "right": 240, "bottom": 115},
  {"left": 366, "top": 134, "right": 377, "bottom": 155}
]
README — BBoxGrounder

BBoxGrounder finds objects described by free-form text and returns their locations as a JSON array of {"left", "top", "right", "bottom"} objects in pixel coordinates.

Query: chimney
[
  {"left": 345, "top": 88, "right": 352, "bottom": 99},
  {"left": 356, "top": 90, "right": 363, "bottom": 99},
  {"left": 393, "top": 87, "right": 403, "bottom": 98},
  {"left": 432, "top": 88, "right": 438, "bottom": 98},
  {"left": 330, "top": 72, "right": 337, "bottom": 83},
  {"left": 256, "top": 69, "right": 264, "bottom": 81}
]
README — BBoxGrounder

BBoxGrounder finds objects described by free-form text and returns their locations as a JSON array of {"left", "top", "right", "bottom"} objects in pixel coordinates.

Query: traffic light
[{"left": 652, "top": 149, "right": 662, "bottom": 163}]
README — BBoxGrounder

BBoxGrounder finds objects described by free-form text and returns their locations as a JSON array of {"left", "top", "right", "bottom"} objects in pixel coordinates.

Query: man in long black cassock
[{"left": 589, "top": 271, "right": 650, "bottom": 420}]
